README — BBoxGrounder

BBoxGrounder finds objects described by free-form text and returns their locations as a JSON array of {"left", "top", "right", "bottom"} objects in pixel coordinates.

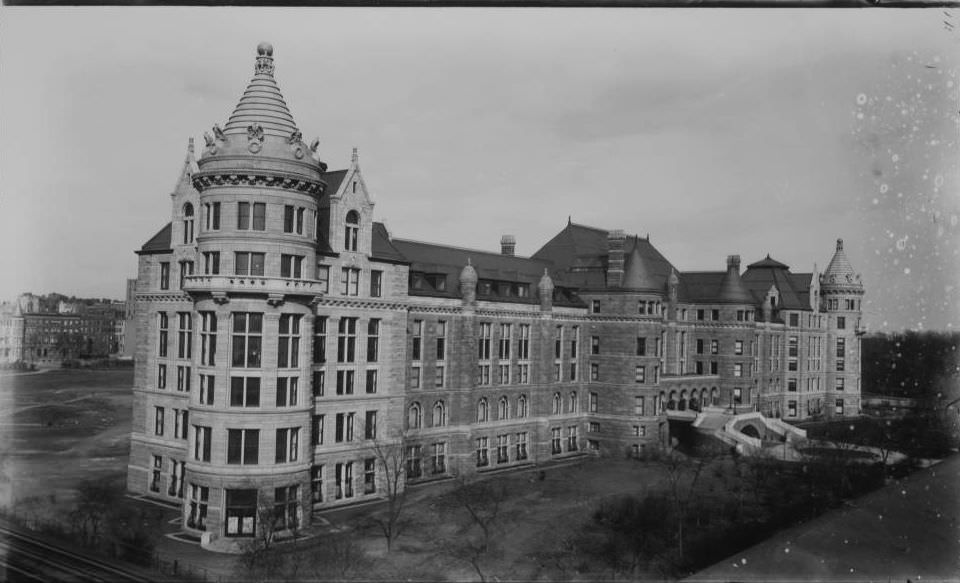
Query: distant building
[
  {"left": 0, "top": 303, "right": 24, "bottom": 364},
  {"left": 126, "top": 44, "right": 866, "bottom": 551}
]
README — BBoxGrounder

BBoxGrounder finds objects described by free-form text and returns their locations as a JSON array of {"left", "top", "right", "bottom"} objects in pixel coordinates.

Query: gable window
[
  {"left": 344, "top": 210, "right": 360, "bottom": 252},
  {"left": 182, "top": 203, "right": 195, "bottom": 244}
]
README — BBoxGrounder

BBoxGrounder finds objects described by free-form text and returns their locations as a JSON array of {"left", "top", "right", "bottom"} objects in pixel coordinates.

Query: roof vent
[{"left": 500, "top": 234, "right": 516, "bottom": 256}]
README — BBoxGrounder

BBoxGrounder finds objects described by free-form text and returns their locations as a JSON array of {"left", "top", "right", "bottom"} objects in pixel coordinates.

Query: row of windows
[
  {"left": 191, "top": 426, "right": 301, "bottom": 465},
  {"left": 589, "top": 300, "right": 663, "bottom": 316},
  {"left": 309, "top": 411, "right": 379, "bottom": 445}
]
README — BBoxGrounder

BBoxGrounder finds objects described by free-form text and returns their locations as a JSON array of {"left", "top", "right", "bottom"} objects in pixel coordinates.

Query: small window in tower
[
  {"left": 345, "top": 211, "right": 360, "bottom": 252},
  {"left": 183, "top": 203, "right": 195, "bottom": 244}
]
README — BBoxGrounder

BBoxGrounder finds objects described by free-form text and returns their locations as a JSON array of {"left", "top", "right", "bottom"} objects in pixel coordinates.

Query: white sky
[{"left": 1, "top": 8, "right": 958, "bottom": 331}]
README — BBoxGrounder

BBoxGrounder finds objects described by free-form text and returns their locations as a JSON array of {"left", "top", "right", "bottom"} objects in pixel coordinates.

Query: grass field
[{"left": 0, "top": 368, "right": 134, "bottom": 512}]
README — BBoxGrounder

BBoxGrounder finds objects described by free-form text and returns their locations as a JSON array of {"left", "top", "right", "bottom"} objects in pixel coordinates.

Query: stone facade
[{"left": 126, "top": 43, "right": 866, "bottom": 552}]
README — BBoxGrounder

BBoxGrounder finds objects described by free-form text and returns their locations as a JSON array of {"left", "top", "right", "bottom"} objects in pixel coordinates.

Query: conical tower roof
[
  {"left": 822, "top": 239, "right": 860, "bottom": 286},
  {"left": 717, "top": 255, "right": 754, "bottom": 303},
  {"left": 622, "top": 242, "right": 659, "bottom": 291},
  {"left": 223, "top": 42, "right": 300, "bottom": 139}
]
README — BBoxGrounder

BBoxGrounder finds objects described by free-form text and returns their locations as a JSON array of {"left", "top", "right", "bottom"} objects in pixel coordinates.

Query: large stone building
[{"left": 126, "top": 44, "right": 865, "bottom": 551}]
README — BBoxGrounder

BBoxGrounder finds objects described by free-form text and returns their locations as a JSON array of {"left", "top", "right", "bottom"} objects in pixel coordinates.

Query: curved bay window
[
  {"left": 225, "top": 489, "right": 257, "bottom": 537},
  {"left": 344, "top": 210, "right": 360, "bottom": 252}
]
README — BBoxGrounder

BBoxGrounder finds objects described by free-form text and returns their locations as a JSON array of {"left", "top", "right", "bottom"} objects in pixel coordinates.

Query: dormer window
[
  {"left": 344, "top": 211, "right": 359, "bottom": 252},
  {"left": 183, "top": 203, "right": 195, "bottom": 244}
]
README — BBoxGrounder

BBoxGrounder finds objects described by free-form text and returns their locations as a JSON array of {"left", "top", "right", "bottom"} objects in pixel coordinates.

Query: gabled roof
[
  {"left": 741, "top": 258, "right": 809, "bottom": 310},
  {"left": 371, "top": 222, "right": 407, "bottom": 264},
  {"left": 321, "top": 169, "right": 348, "bottom": 197},
  {"left": 532, "top": 222, "right": 676, "bottom": 291},
  {"left": 138, "top": 223, "right": 172, "bottom": 255}
]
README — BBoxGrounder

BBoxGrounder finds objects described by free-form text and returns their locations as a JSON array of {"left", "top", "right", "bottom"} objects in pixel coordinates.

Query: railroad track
[{"left": 0, "top": 523, "right": 158, "bottom": 582}]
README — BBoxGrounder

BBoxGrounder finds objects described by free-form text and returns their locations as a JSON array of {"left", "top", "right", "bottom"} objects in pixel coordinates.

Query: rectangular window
[
  {"left": 336, "top": 370, "right": 356, "bottom": 395},
  {"left": 554, "top": 326, "right": 563, "bottom": 359},
  {"left": 406, "top": 445, "right": 423, "bottom": 478},
  {"left": 234, "top": 252, "right": 265, "bottom": 277},
  {"left": 150, "top": 455, "right": 162, "bottom": 492},
  {"left": 697, "top": 309, "right": 705, "bottom": 321},
  {"left": 835, "top": 399, "right": 844, "bottom": 415},
  {"left": 589, "top": 392, "right": 598, "bottom": 413},
  {"left": 789, "top": 313, "right": 799, "bottom": 327},
  {"left": 341, "top": 268, "right": 360, "bottom": 296},
  {"left": 158, "top": 313, "right": 169, "bottom": 357},
  {"left": 516, "top": 363, "right": 529, "bottom": 385},
  {"left": 238, "top": 202, "right": 250, "bottom": 230},
  {"left": 284, "top": 205, "right": 295, "bottom": 233},
  {"left": 193, "top": 426, "right": 211, "bottom": 462},
  {"left": 836, "top": 359, "right": 845, "bottom": 372},
  {"left": 273, "top": 485, "right": 300, "bottom": 530},
  {"left": 312, "top": 371, "right": 325, "bottom": 397},
  {"left": 477, "top": 364, "right": 491, "bottom": 386},
  {"left": 335, "top": 412, "right": 355, "bottom": 443},
  {"left": 436, "top": 321, "right": 447, "bottom": 360},
  {"left": 179, "top": 260, "right": 194, "bottom": 289},
  {"left": 370, "top": 270, "right": 383, "bottom": 297},
  {"left": 276, "top": 377, "right": 298, "bottom": 407},
  {"left": 788, "top": 378, "right": 797, "bottom": 392},
  {"left": 200, "top": 312, "right": 217, "bottom": 366},
  {"left": 364, "top": 458, "right": 376, "bottom": 494},
  {"left": 365, "top": 411, "right": 377, "bottom": 440},
  {"left": 734, "top": 340, "right": 743, "bottom": 355},
  {"left": 591, "top": 300, "right": 600, "bottom": 314},
  {"left": 634, "top": 396, "right": 645, "bottom": 416},
  {"left": 571, "top": 326, "right": 579, "bottom": 358},
  {"left": 696, "top": 339, "right": 704, "bottom": 355},
  {"left": 733, "top": 363, "right": 743, "bottom": 378},
  {"left": 278, "top": 314, "right": 301, "bottom": 368},
  {"left": 225, "top": 489, "right": 258, "bottom": 537},
  {"left": 733, "top": 387, "right": 743, "bottom": 405},
  {"left": 313, "top": 317, "right": 327, "bottom": 363},
  {"left": 432, "top": 442, "right": 447, "bottom": 473},
  {"left": 227, "top": 429, "right": 259, "bottom": 465},
  {"left": 498, "top": 323, "right": 512, "bottom": 360},
  {"left": 204, "top": 201, "right": 221, "bottom": 231},
  {"left": 635, "top": 365, "right": 645, "bottom": 383},
  {"left": 337, "top": 317, "right": 357, "bottom": 363},
  {"left": 411, "top": 320, "right": 423, "bottom": 361},
  {"left": 836, "top": 377, "right": 845, "bottom": 391},
  {"left": 515, "top": 433, "right": 528, "bottom": 461},
  {"left": 435, "top": 365, "right": 445, "bottom": 388},
  {"left": 475, "top": 437, "right": 489, "bottom": 467},
  {"left": 551, "top": 427, "right": 562, "bottom": 454},
  {"left": 160, "top": 262, "right": 170, "bottom": 290},
  {"left": 230, "top": 376, "right": 261, "bottom": 407},
  {"left": 335, "top": 462, "right": 354, "bottom": 499},
  {"left": 177, "top": 312, "right": 193, "bottom": 359},
  {"left": 591, "top": 363, "right": 599, "bottom": 381},
  {"left": 280, "top": 255, "right": 304, "bottom": 279},
  {"left": 478, "top": 322, "right": 492, "bottom": 360},
  {"left": 567, "top": 426, "right": 578, "bottom": 451},
  {"left": 203, "top": 251, "right": 220, "bottom": 275},
  {"left": 591, "top": 336, "right": 600, "bottom": 355},
  {"left": 589, "top": 422, "right": 600, "bottom": 433},
  {"left": 410, "top": 366, "right": 421, "bottom": 389},
  {"left": 788, "top": 400, "right": 797, "bottom": 417},
  {"left": 275, "top": 427, "right": 300, "bottom": 463},
  {"left": 154, "top": 406, "right": 165, "bottom": 436},
  {"left": 366, "top": 369, "right": 378, "bottom": 394},
  {"left": 710, "top": 339, "right": 718, "bottom": 355},
  {"left": 311, "top": 466, "right": 324, "bottom": 503},
  {"left": 199, "top": 375, "right": 214, "bottom": 405},
  {"left": 187, "top": 484, "right": 209, "bottom": 530},
  {"left": 252, "top": 202, "right": 265, "bottom": 230},
  {"left": 836, "top": 338, "right": 845, "bottom": 358},
  {"left": 176, "top": 365, "right": 191, "bottom": 392},
  {"left": 710, "top": 361, "right": 718, "bottom": 375},
  {"left": 157, "top": 363, "right": 167, "bottom": 389},
  {"left": 636, "top": 337, "right": 646, "bottom": 356},
  {"left": 517, "top": 324, "right": 530, "bottom": 360},
  {"left": 296, "top": 207, "right": 304, "bottom": 234},
  {"left": 316, "top": 265, "right": 330, "bottom": 293},
  {"left": 312, "top": 414, "right": 324, "bottom": 445},
  {"left": 496, "top": 435, "right": 509, "bottom": 464}
]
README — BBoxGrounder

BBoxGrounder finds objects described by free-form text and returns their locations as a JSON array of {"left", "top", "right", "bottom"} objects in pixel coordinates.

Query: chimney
[
  {"left": 500, "top": 234, "right": 516, "bottom": 256},
  {"left": 606, "top": 229, "right": 626, "bottom": 288},
  {"left": 726, "top": 255, "right": 741, "bottom": 273}
]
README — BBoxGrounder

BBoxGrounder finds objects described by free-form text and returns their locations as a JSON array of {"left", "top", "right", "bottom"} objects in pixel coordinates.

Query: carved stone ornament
[
  {"left": 204, "top": 132, "right": 215, "bottom": 147},
  {"left": 294, "top": 147, "right": 305, "bottom": 159},
  {"left": 288, "top": 130, "right": 302, "bottom": 145},
  {"left": 247, "top": 124, "right": 265, "bottom": 143},
  {"left": 213, "top": 124, "right": 225, "bottom": 141},
  {"left": 309, "top": 138, "right": 320, "bottom": 153},
  {"left": 267, "top": 293, "right": 285, "bottom": 307},
  {"left": 211, "top": 291, "right": 229, "bottom": 305},
  {"left": 191, "top": 172, "right": 323, "bottom": 195}
]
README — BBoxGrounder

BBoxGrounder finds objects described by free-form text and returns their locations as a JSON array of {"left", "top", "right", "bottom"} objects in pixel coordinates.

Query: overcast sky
[{"left": 1, "top": 8, "right": 957, "bottom": 332}]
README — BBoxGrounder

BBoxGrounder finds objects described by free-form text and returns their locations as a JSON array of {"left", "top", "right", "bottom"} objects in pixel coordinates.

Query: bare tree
[
  {"left": 661, "top": 448, "right": 705, "bottom": 564},
  {"left": 438, "top": 475, "right": 510, "bottom": 582},
  {"left": 366, "top": 427, "right": 412, "bottom": 551}
]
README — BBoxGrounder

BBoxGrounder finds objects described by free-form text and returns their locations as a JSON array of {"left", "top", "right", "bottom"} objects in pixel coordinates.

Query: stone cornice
[{"left": 191, "top": 170, "right": 323, "bottom": 196}]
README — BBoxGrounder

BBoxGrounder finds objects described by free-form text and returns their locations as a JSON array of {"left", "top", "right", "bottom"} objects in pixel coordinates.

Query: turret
[
  {"left": 460, "top": 259, "right": 478, "bottom": 308},
  {"left": 538, "top": 269, "right": 554, "bottom": 312}
]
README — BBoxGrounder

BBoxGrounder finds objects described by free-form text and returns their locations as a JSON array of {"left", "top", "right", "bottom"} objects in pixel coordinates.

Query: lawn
[{"left": 0, "top": 368, "right": 134, "bottom": 513}]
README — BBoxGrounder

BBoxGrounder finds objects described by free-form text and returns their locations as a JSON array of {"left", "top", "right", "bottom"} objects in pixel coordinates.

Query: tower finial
[
  {"left": 352, "top": 147, "right": 359, "bottom": 165},
  {"left": 255, "top": 42, "right": 275, "bottom": 76},
  {"left": 836, "top": 238, "right": 844, "bottom": 252}
]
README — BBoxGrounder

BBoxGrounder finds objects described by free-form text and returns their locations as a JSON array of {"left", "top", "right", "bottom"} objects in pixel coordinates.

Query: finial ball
[{"left": 257, "top": 42, "right": 274, "bottom": 57}]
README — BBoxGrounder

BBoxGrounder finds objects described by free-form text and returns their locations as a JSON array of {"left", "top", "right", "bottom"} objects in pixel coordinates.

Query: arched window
[
  {"left": 408, "top": 402, "right": 422, "bottom": 429},
  {"left": 344, "top": 210, "right": 360, "bottom": 252},
  {"left": 182, "top": 203, "right": 195, "bottom": 244},
  {"left": 477, "top": 398, "right": 488, "bottom": 423},
  {"left": 711, "top": 387, "right": 719, "bottom": 406},
  {"left": 568, "top": 391, "right": 578, "bottom": 413},
  {"left": 498, "top": 396, "right": 509, "bottom": 420},
  {"left": 432, "top": 400, "right": 446, "bottom": 427},
  {"left": 552, "top": 392, "right": 562, "bottom": 415},
  {"left": 517, "top": 394, "right": 528, "bottom": 418}
]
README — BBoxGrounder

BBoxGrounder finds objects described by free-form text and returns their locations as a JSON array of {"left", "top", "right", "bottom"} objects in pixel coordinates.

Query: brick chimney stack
[{"left": 500, "top": 234, "right": 516, "bottom": 256}]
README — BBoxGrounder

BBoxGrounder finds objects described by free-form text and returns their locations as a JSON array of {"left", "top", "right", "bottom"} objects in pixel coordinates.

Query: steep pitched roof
[
  {"left": 371, "top": 222, "right": 408, "bottom": 264},
  {"left": 622, "top": 240, "right": 665, "bottom": 291},
  {"left": 822, "top": 239, "right": 859, "bottom": 284},
  {"left": 321, "top": 169, "right": 348, "bottom": 197},
  {"left": 677, "top": 272, "right": 726, "bottom": 303},
  {"left": 138, "top": 223, "right": 172, "bottom": 255},
  {"left": 741, "top": 258, "right": 809, "bottom": 310}
]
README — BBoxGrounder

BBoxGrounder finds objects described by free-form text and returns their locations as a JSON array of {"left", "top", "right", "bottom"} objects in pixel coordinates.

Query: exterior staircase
[{"left": 692, "top": 408, "right": 807, "bottom": 456}]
